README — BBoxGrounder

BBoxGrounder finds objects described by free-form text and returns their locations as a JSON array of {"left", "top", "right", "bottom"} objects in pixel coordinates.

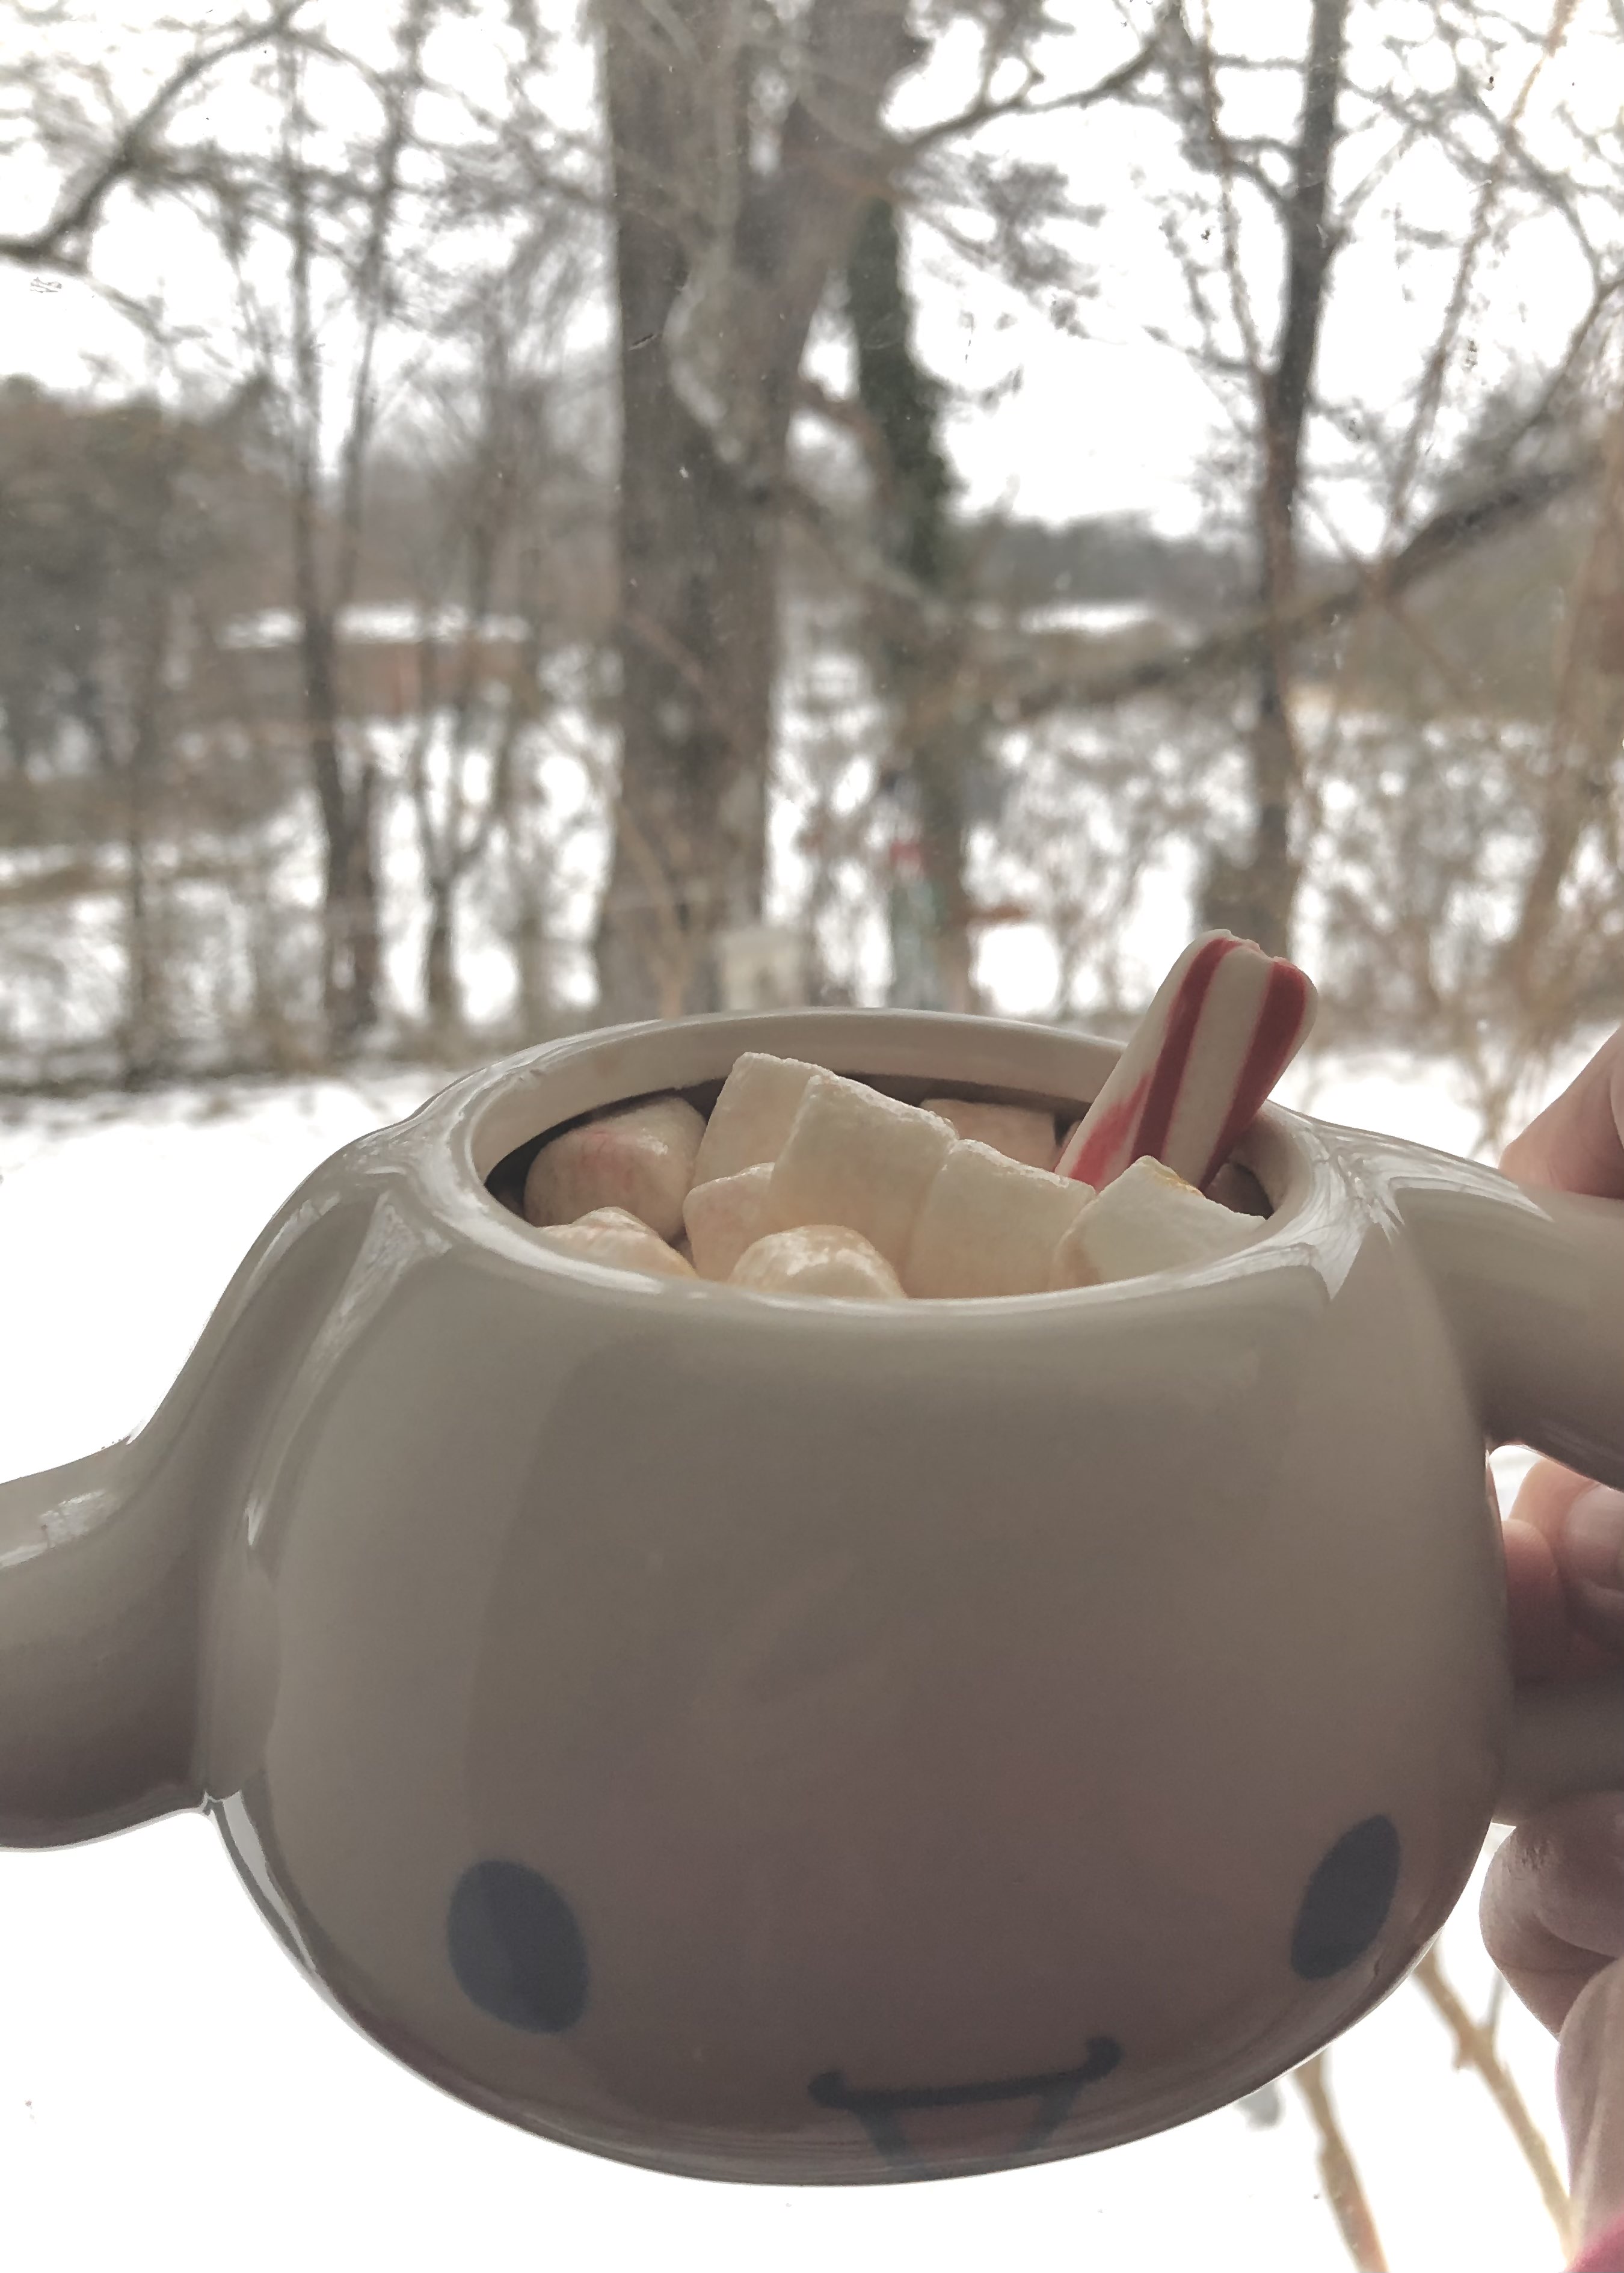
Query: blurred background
[{"left": 2, "top": 2, "right": 1623, "bottom": 2265}]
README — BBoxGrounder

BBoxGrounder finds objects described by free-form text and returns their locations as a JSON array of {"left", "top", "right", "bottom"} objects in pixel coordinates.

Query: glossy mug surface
[{"left": 4, "top": 1008, "right": 1624, "bottom": 2186}]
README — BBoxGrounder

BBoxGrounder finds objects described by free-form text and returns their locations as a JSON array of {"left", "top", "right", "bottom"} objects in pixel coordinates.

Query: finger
[
  {"left": 1481, "top": 1794, "right": 1624, "bottom": 2033},
  {"left": 1512, "top": 1458, "right": 1602, "bottom": 1541},
  {"left": 1505, "top": 1517, "right": 1569, "bottom": 1682},
  {"left": 1500, "top": 1029, "right": 1624, "bottom": 1198},
  {"left": 1507, "top": 1462, "right": 1624, "bottom": 1669},
  {"left": 1560, "top": 1486, "right": 1624, "bottom": 1656},
  {"left": 1558, "top": 1960, "right": 1624, "bottom": 2243}
]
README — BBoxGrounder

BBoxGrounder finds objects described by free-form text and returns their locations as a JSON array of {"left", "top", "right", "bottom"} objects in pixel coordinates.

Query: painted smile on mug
[
  {"left": 802, "top": 1812, "right": 1401, "bottom": 2168},
  {"left": 808, "top": 2039, "right": 1123, "bottom": 2168}
]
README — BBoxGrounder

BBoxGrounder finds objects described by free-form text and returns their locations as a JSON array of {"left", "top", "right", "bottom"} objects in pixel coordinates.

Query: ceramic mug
[{"left": 3, "top": 1007, "right": 1623, "bottom": 2186}]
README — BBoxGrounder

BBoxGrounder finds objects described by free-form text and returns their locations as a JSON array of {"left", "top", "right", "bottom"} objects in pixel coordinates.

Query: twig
[
  {"left": 1413, "top": 1947, "right": 1572, "bottom": 2251},
  {"left": 894, "top": 10, "right": 1172, "bottom": 158},
  {"left": 1293, "top": 2053, "right": 1390, "bottom": 2272}
]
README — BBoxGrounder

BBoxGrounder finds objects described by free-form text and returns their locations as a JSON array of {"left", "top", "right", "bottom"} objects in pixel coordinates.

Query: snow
[
  {"left": 221, "top": 604, "right": 529, "bottom": 650},
  {"left": 1017, "top": 600, "right": 1169, "bottom": 638},
  {"left": 0, "top": 1045, "right": 1590, "bottom": 2271}
]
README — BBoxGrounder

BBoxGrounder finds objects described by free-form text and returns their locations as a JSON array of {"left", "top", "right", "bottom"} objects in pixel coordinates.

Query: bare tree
[
  {"left": 1495, "top": 383, "right": 1624, "bottom": 1029},
  {"left": 591, "top": 0, "right": 917, "bottom": 1019},
  {"left": 592, "top": 0, "right": 1175, "bottom": 1020},
  {"left": 843, "top": 192, "right": 986, "bottom": 1011},
  {"left": 254, "top": 5, "right": 437, "bottom": 1050},
  {"left": 1041, "top": 0, "right": 1604, "bottom": 971},
  {"left": 1186, "top": 0, "right": 1351, "bottom": 955},
  {"left": 0, "top": 383, "right": 267, "bottom": 1080},
  {"left": 393, "top": 244, "right": 580, "bottom": 1044}
]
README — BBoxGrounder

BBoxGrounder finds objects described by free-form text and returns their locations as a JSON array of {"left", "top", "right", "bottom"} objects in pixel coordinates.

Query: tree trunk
[
  {"left": 915, "top": 748, "right": 977, "bottom": 1010},
  {"left": 846, "top": 194, "right": 980, "bottom": 1012},
  {"left": 121, "top": 742, "right": 161, "bottom": 1083},
  {"left": 298, "top": 600, "right": 381, "bottom": 1053},
  {"left": 511, "top": 891, "right": 550, "bottom": 1038},
  {"left": 502, "top": 736, "right": 553, "bottom": 1039},
  {"left": 342, "top": 752, "right": 381, "bottom": 1042},
  {"left": 281, "top": 26, "right": 386, "bottom": 1065},
  {"left": 120, "top": 586, "right": 173, "bottom": 1084},
  {"left": 1202, "top": 0, "right": 1350, "bottom": 957},
  {"left": 595, "top": 0, "right": 912, "bottom": 1021},
  {"left": 1499, "top": 395, "right": 1624, "bottom": 1021},
  {"left": 315, "top": 739, "right": 380, "bottom": 1054},
  {"left": 596, "top": 9, "right": 771, "bottom": 1021},
  {"left": 596, "top": 377, "right": 775, "bottom": 1020},
  {"left": 422, "top": 870, "right": 460, "bottom": 1043}
]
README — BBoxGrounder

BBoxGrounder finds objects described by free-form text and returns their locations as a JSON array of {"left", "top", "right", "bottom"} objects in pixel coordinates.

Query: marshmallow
[
  {"left": 1057, "top": 933, "right": 1316, "bottom": 1192},
  {"left": 524, "top": 1093, "right": 705, "bottom": 1241},
  {"left": 905, "top": 1141, "right": 1093, "bottom": 1299},
  {"left": 692, "top": 1053, "right": 820, "bottom": 1186},
  {"left": 683, "top": 1161, "right": 774, "bottom": 1282},
  {"left": 1050, "top": 1157, "right": 1263, "bottom": 1288},
  {"left": 730, "top": 1226, "right": 905, "bottom": 1302},
  {"left": 921, "top": 1098, "right": 1059, "bottom": 1172},
  {"left": 768, "top": 1072, "right": 955, "bottom": 1270},
  {"left": 528, "top": 1207, "right": 698, "bottom": 1281}
]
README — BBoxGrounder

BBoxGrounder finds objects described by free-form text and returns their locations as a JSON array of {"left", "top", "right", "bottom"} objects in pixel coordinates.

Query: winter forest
[
  {"left": 0, "top": 0, "right": 1620, "bottom": 1142},
  {"left": 4, "top": 4, "right": 1624, "bottom": 2268}
]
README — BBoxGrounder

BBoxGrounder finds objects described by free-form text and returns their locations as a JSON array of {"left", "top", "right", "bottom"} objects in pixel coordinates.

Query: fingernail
[{"left": 1563, "top": 1486, "right": 1624, "bottom": 1592}]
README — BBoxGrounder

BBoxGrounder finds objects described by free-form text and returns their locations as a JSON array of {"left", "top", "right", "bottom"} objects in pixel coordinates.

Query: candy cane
[{"left": 1056, "top": 933, "right": 1317, "bottom": 1192}]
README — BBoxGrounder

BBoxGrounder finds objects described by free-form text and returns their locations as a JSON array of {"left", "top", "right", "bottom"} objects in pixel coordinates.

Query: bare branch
[
  {"left": 0, "top": 2, "right": 312, "bottom": 271},
  {"left": 1413, "top": 1949, "right": 1572, "bottom": 2251},
  {"left": 1012, "top": 457, "right": 1593, "bottom": 720},
  {"left": 1377, "top": 0, "right": 1582, "bottom": 544},
  {"left": 1292, "top": 2053, "right": 1389, "bottom": 2272},
  {"left": 894, "top": 9, "right": 1172, "bottom": 159}
]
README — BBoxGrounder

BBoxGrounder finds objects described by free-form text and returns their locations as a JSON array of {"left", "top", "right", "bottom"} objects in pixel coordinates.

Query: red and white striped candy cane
[{"left": 1057, "top": 933, "right": 1317, "bottom": 1192}]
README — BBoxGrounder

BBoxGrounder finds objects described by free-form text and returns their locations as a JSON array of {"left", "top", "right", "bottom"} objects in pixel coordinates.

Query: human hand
[{"left": 1480, "top": 1030, "right": 1624, "bottom": 2245}]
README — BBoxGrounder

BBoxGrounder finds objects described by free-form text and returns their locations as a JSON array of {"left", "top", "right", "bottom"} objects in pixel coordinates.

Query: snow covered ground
[{"left": 0, "top": 1039, "right": 1596, "bottom": 2272}]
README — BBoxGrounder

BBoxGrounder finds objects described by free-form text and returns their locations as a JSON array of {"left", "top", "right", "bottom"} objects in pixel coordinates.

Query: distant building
[{"left": 217, "top": 604, "right": 531, "bottom": 723}]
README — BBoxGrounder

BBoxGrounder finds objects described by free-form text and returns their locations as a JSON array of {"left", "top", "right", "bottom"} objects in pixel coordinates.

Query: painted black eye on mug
[
  {"left": 448, "top": 1859, "right": 589, "bottom": 2031},
  {"left": 1290, "top": 1815, "right": 1401, "bottom": 1981}
]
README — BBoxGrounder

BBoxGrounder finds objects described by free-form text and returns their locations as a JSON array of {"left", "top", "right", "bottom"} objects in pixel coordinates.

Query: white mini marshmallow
[
  {"left": 683, "top": 1161, "right": 774, "bottom": 1282},
  {"left": 692, "top": 1053, "right": 821, "bottom": 1186},
  {"left": 1050, "top": 1155, "right": 1263, "bottom": 1289},
  {"left": 905, "top": 1141, "right": 1094, "bottom": 1299},
  {"left": 523, "top": 1093, "right": 704, "bottom": 1242},
  {"left": 528, "top": 1207, "right": 697, "bottom": 1281},
  {"left": 730, "top": 1225, "right": 905, "bottom": 1302},
  {"left": 767, "top": 1072, "right": 955, "bottom": 1270},
  {"left": 920, "top": 1098, "right": 1059, "bottom": 1172}
]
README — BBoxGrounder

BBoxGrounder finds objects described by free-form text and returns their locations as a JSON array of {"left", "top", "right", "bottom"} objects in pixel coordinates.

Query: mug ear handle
[
  {"left": 0, "top": 1439, "right": 197, "bottom": 1844},
  {"left": 1403, "top": 1175, "right": 1624, "bottom": 1486},
  {"left": 1400, "top": 1170, "right": 1624, "bottom": 1822},
  {"left": 0, "top": 1180, "right": 376, "bottom": 1848}
]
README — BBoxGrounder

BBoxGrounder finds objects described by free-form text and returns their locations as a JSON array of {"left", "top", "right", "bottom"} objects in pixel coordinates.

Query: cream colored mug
[{"left": 3, "top": 1008, "right": 1623, "bottom": 2185}]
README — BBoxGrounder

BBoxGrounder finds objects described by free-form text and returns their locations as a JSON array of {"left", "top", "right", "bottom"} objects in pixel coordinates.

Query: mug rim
[{"left": 398, "top": 1007, "right": 1345, "bottom": 1317}]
